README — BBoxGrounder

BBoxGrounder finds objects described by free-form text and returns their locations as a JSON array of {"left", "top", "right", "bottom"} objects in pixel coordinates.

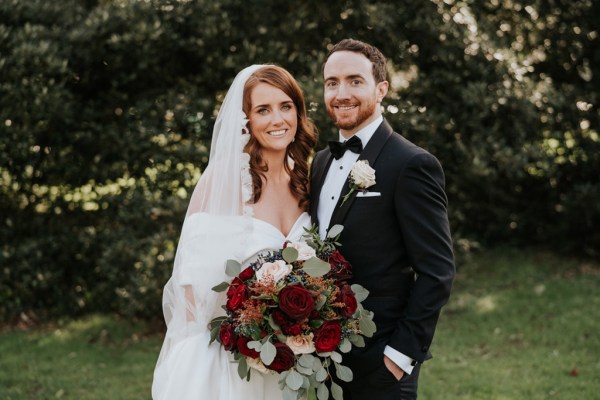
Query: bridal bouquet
[{"left": 209, "top": 224, "right": 376, "bottom": 400}]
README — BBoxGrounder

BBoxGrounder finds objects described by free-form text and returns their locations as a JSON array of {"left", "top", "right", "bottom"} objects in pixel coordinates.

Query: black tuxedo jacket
[{"left": 310, "top": 119, "right": 455, "bottom": 376}]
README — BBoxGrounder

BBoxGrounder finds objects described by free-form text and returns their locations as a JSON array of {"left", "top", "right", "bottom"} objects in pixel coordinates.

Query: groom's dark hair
[{"left": 324, "top": 39, "right": 388, "bottom": 83}]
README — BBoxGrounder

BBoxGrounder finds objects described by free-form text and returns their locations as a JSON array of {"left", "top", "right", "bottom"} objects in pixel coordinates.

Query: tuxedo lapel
[{"left": 328, "top": 120, "right": 393, "bottom": 229}]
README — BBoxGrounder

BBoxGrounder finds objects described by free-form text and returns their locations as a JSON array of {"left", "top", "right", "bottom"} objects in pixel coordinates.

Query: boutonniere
[{"left": 341, "top": 160, "right": 376, "bottom": 205}]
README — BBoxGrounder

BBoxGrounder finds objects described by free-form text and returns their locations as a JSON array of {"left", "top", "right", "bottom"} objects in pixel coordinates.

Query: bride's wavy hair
[{"left": 242, "top": 65, "right": 318, "bottom": 210}]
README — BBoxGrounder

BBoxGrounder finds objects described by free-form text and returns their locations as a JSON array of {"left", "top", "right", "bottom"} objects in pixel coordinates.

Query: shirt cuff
[{"left": 384, "top": 345, "right": 416, "bottom": 375}]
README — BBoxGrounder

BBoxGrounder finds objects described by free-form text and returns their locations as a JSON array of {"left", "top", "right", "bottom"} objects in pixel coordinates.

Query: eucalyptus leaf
[
  {"left": 282, "top": 386, "right": 297, "bottom": 400},
  {"left": 334, "top": 362, "right": 353, "bottom": 382},
  {"left": 350, "top": 284, "right": 370, "bottom": 302},
  {"left": 327, "top": 224, "right": 344, "bottom": 238},
  {"left": 312, "top": 358, "right": 323, "bottom": 372},
  {"left": 298, "top": 354, "right": 315, "bottom": 368},
  {"left": 286, "top": 370, "right": 303, "bottom": 390},
  {"left": 302, "top": 376, "right": 310, "bottom": 389},
  {"left": 209, "top": 316, "right": 227, "bottom": 330},
  {"left": 309, "top": 319, "right": 324, "bottom": 329},
  {"left": 315, "top": 295, "right": 327, "bottom": 310},
  {"left": 296, "top": 364, "right": 313, "bottom": 375},
  {"left": 209, "top": 326, "right": 219, "bottom": 344},
  {"left": 330, "top": 351, "right": 342, "bottom": 363},
  {"left": 237, "top": 356, "right": 249, "bottom": 379},
  {"left": 339, "top": 338, "right": 351, "bottom": 353},
  {"left": 282, "top": 246, "right": 299, "bottom": 263},
  {"left": 211, "top": 281, "right": 230, "bottom": 292},
  {"left": 279, "top": 370, "right": 290, "bottom": 386},
  {"left": 267, "top": 314, "right": 281, "bottom": 331},
  {"left": 276, "top": 333, "right": 288, "bottom": 344},
  {"left": 317, "top": 383, "right": 329, "bottom": 400},
  {"left": 361, "top": 308, "right": 374, "bottom": 320},
  {"left": 315, "top": 366, "right": 328, "bottom": 382},
  {"left": 331, "top": 381, "right": 344, "bottom": 400},
  {"left": 225, "top": 259, "right": 242, "bottom": 277},
  {"left": 260, "top": 340, "right": 276, "bottom": 365},
  {"left": 359, "top": 314, "right": 377, "bottom": 337},
  {"left": 247, "top": 341, "right": 262, "bottom": 351},
  {"left": 308, "top": 387, "right": 318, "bottom": 400},
  {"left": 302, "top": 257, "right": 331, "bottom": 277},
  {"left": 349, "top": 334, "right": 365, "bottom": 347}
]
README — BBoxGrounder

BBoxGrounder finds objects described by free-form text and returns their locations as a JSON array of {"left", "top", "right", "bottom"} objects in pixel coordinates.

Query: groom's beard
[{"left": 326, "top": 99, "right": 377, "bottom": 132}]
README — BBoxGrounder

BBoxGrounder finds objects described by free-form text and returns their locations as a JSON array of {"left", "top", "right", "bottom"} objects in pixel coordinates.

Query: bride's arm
[{"left": 184, "top": 285, "right": 196, "bottom": 322}]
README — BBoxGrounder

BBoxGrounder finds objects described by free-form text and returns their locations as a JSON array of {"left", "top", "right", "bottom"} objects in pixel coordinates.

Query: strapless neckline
[{"left": 252, "top": 212, "right": 310, "bottom": 240}]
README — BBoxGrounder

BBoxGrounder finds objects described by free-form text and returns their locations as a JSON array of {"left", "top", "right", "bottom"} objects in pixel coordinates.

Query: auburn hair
[
  {"left": 324, "top": 38, "right": 388, "bottom": 83},
  {"left": 242, "top": 65, "right": 318, "bottom": 210}
]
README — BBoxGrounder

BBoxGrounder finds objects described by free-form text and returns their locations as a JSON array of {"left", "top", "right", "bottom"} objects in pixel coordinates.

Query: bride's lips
[{"left": 268, "top": 129, "right": 287, "bottom": 137}]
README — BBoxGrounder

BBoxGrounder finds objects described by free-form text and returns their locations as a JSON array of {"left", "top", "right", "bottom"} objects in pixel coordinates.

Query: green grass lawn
[
  {"left": 420, "top": 248, "right": 600, "bottom": 399},
  {"left": 1, "top": 248, "right": 598, "bottom": 399},
  {"left": 0, "top": 316, "right": 162, "bottom": 400}
]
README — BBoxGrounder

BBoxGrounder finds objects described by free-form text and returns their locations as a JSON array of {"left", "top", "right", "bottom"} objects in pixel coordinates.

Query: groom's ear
[{"left": 376, "top": 81, "right": 389, "bottom": 103}]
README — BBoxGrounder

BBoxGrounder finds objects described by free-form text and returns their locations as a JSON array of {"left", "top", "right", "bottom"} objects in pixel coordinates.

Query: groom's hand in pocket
[{"left": 383, "top": 355, "right": 405, "bottom": 381}]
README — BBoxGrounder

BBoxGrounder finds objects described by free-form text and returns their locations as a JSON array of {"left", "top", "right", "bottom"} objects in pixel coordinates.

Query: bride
[{"left": 152, "top": 65, "right": 318, "bottom": 399}]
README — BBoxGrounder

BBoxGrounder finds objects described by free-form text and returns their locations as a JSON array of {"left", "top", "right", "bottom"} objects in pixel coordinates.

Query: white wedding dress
[{"left": 152, "top": 211, "right": 312, "bottom": 400}]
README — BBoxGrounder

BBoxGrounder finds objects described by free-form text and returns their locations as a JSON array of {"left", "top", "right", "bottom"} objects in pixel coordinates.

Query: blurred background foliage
[{"left": 0, "top": 0, "right": 598, "bottom": 322}]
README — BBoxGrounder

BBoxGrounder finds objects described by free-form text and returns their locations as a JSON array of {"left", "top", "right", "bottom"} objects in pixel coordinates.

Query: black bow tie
[{"left": 328, "top": 136, "right": 363, "bottom": 160}]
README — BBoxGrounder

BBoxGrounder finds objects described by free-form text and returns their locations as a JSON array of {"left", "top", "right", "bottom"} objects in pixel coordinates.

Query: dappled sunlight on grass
[
  {"left": 0, "top": 315, "right": 163, "bottom": 399},
  {"left": 475, "top": 294, "right": 497, "bottom": 313},
  {"left": 420, "top": 248, "right": 600, "bottom": 399}
]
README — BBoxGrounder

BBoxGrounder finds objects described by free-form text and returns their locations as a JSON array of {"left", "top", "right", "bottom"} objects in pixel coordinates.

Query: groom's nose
[{"left": 335, "top": 83, "right": 351, "bottom": 100}]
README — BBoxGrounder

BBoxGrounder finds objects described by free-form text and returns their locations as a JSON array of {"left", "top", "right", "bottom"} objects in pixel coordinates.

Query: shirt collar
[{"left": 337, "top": 115, "right": 383, "bottom": 147}]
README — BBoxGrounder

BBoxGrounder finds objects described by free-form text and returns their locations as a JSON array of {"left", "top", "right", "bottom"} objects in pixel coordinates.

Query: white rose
[
  {"left": 350, "top": 160, "right": 376, "bottom": 189},
  {"left": 287, "top": 242, "right": 317, "bottom": 261},
  {"left": 256, "top": 260, "right": 292, "bottom": 283},
  {"left": 286, "top": 333, "right": 316, "bottom": 355}
]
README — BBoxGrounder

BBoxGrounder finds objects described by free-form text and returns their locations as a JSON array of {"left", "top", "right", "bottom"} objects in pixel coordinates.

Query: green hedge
[{"left": 1, "top": 0, "right": 598, "bottom": 321}]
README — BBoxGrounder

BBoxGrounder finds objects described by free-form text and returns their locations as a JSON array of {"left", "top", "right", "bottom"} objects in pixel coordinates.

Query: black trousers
[{"left": 340, "top": 363, "right": 421, "bottom": 400}]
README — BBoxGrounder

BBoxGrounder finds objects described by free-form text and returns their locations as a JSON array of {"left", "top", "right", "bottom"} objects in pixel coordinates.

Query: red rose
[
  {"left": 314, "top": 321, "right": 342, "bottom": 352},
  {"left": 239, "top": 267, "right": 255, "bottom": 281},
  {"left": 284, "top": 324, "right": 303, "bottom": 336},
  {"left": 226, "top": 283, "right": 247, "bottom": 311},
  {"left": 219, "top": 322, "right": 237, "bottom": 351},
  {"left": 226, "top": 277, "right": 243, "bottom": 297},
  {"left": 237, "top": 336, "right": 260, "bottom": 359},
  {"left": 327, "top": 250, "right": 353, "bottom": 280},
  {"left": 338, "top": 284, "right": 358, "bottom": 318},
  {"left": 272, "top": 309, "right": 291, "bottom": 329},
  {"left": 266, "top": 343, "right": 295, "bottom": 373},
  {"left": 279, "top": 285, "right": 315, "bottom": 320}
]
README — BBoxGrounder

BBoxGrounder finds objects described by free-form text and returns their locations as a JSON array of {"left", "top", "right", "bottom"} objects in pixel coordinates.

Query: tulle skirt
[{"left": 152, "top": 327, "right": 282, "bottom": 400}]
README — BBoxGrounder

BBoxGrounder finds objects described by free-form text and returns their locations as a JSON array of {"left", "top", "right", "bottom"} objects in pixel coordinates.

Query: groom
[{"left": 310, "top": 39, "right": 455, "bottom": 399}]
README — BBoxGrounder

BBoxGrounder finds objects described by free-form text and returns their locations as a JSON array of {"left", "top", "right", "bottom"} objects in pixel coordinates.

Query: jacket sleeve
[{"left": 388, "top": 151, "right": 455, "bottom": 363}]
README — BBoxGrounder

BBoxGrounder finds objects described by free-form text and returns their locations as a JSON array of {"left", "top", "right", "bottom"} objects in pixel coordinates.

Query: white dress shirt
[
  {"left": 317, "top": 116, "right": 381, "bottom": 240},
  {"left": 317, "top": 115, "right": 417, "bottom": 375}
]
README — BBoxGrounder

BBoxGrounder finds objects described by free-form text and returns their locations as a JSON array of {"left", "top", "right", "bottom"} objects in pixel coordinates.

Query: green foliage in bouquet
[{"left": 209, "top": 225, "right": 376, "bottom": 400}]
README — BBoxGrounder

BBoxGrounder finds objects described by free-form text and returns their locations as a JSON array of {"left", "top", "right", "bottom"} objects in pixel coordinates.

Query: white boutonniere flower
[{"left": 341, "top": 160, "right": 376, "bottom": 205}]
